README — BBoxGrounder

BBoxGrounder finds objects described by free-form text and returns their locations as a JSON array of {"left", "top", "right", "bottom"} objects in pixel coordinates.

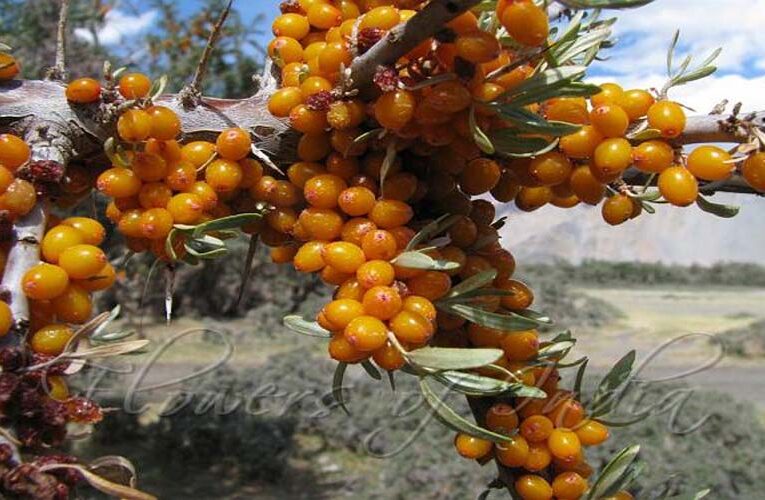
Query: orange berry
[
  {"left": 328, "top": 333, "right": 367, "bottom": 363},
  {"left": 357, "top": 260, "right": 395, "bottom": 288},
  {"left": 308, "top": 3, "right": 342, "bottom": 29},
  {"left": 501, "top": 330, "right": 539, "bottom": 362},
  {"left": 268, "top": 36, "right": 304, "bottom": 67},
  {"left": 294, "top": 241, "right": 326, "bottom": 273},
  {"left": 167, "top": 193, "right": 205, "bottom": 224},
  {"left": 593, "top": 138, "right": 633, "bottom": 177},
  {"left": 216, "top": 128, "right": 252, "bottom": 161},
  {"left": 524, "top": 442, "right": 553, "bottom": 472},
  {"left": 460, "top": 158, "right": 501, "bottom": 195},
  {"left": 338, "top": 186, "right": 376, "bottom": 217},
  {"left": 501, "top": 0, "right": 549, "bottom": 46},
  {"left": 76, "top": 263, "right": 116, "bottom": 292},
  {"left": 496, "top": 278, "right": 534, "bottom": 311},
  {"left": 369, "top": 199, "right": 413, "bottom": 229},
  {"left": 590, "top": 103, "right": 630, "bottom": 138},
  {"left": 486, "top": 403, "right": 520, "bottom": 434},
  {"left": 22, "top": 263, "right": 69, "bottom": 300},
  {"left": 272, "top": 13, "right": 311, "bottom": 39},
  {"left": 30, "top": 324, "right": 73, "bottom": 356},
  {"left": 65, "top": 77, "right": 102, "bottom": 103},
  {"left": 304, "top": 174, "right": 347, "bottom": 209},
  {"left": 117, "top": 209, "right": 145, "bottom": 238},
  {"left": 515, "top": 186, "right": 552, "bottom": 212},
  {"left": 205, "top": 159, "right": 243, "bottom": 193},
  {"left": 454, "top": 433, "right": 493, "bottom": 459},
  {"left": 359, "top": 6, "right": 401, "bottom": 30},
  {"left": 529, "top": 152, "right": 572, "bottom": 186},
  {"left": 560, "top": 126, "right": 604, "bottom": 159},
  {"left": 61, "top": 217, "right": 105, "bottom": 246},
  {"left": 0, "top": 134, "right": 30, "bottom": 170},
  {"left": 290, "top": 104, "right": 329, "bottom": 134},
  {"left": 372, "top": 340, "right": 406, "bottom": 371},
  {"left": 591, "top": 82, "right": 624, "bottom": 107},
  {"left": 51, "top": 284, "right": 92, "bottom": 324},
  {"left": 568, "top": 165, "right": 605, "bottom": 205},
  {"left": 187, "top": 181, "right": 219, "bottom": 211},
  {"left": 361, "top": 229, "right": 398, "bottom": 260},
  {"left": 548, "top": 428, "right": 581, "bottom": 460},
  {"left": 42, "top": 225, "right": 85, "bottom": 264},
  {"left": 632, "top": 140, "right": 674, "bottom": 173},
  {"left": 743, "top": 152, "right": 765, "bottom": 192},
  {"left": 298, "top": 208, "right": 344, "bottom": 240},
  {"left": 687, "top": 145, "right": 733, "bottom": 181},
  {"left": 618, "top": 89, "right": 655, "bottom": 121},
  {"left": 58, "top": 244, "right": 107, "bottom": 280},
  {"left": 658, "top": 165, "right": 698, "bottom": 207},
  {"left": 0, "top": 301, "right": 12, "bottom": 336},
  {"left": 375, "top": 90, "right": 416, "bottom": 130},
  {"left": 322, "top": 241, "right": 366, "bottom": 274},
  {"left": 147, "top": 105, "right": 181, "bottom": 141},
  {"left": 344, "top": 315, "right": 388, "bottom": 351},
  {"left": 406, "top": 271, "right": 451, "bottom": 301},
  {"left": 647, "top": 100, "right": 686, "bottom": 138},
  {"left": 545, "top": 97, "right": 589, "bottom": 125},
  {"left": 552, "top": 472, "right": 588, "bottom": 500},
  {"left": 521, "top": 415, "right": 554, "bottom": 443},
  {"left": 362, "top": 285, "right": 402, "bottom": 320},
  {"left": 118, "top": 73, "right": 152, "bottom": 99},
  {"left": 515, "top": 475, "right": 553, "bottom": 500},
  {"left": 575, "top": 419, "right": 609, "bottom": 446},
  {"left": 496, "top": 436, "right": 530, "bottom": 467},
  {"left": 602, "top": 194, "right": 635, "bottom": 226},
  {"left": 455, "top": 31, "right": 501, "bottom": 63},
  {"left": 181, "top": 141, "right": 216, "bottom": 168},
  {"left": 0, "top": 53, "right": 20, "bottom": 80},
  {"left": 269, "top": 87, "right": 304, "bottom": 117},
  {"left": 140, "top": 208, "right": 174, "bottom": 240},
  {"left": 324, "top": 299, "right": 365, "bottom": 329},
  {"left": 318, "top": 40, "right": 351, "bottom": 73},
  {"left": 117, "top": 109, "right": 152, "bottom": 142}
]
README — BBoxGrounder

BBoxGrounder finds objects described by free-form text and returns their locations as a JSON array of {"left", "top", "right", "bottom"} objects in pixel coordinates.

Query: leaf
[
  {"left": 469, "top": 105, "right": 495, "bottom": 154},
  {"left": 446, "top": 304, "right": 552, "bottom": 332},
  {"left": 407, "top": 346, "right": 503, "bottom": 371},
  {"left": 586, "top": 445, "right": 642, "bottom": 500},
  {"left": 497, "top": 107, "right": 582, "bottom": 136},
  {"left": 419, "top": 379, "right": 511, "bottom": 444},
  {"left": 332, "top": 362, "right": 350, "bottom": 416},
  {"left": 667, "top": 30, "right": 680, "bottom": 77},
  {"left": 672, "top": 65, "right": 717, "bottom": 87},
  {"left": 591, "top": 350, "right": 636, "bottom": 416},
  {"left": 489, "top": 130, "right": 559, "bottom": 158},
  {"left": 236, "top": 234, "right": 259, "bottom": 307},
  {"left": 379, "top": 140, "right": 399, "bottom": 197},
  {"left": 696, "top": 195, "right": 740, "bottom": 218},
  {"left": 434, "top": 370, "right": 516, "bottom": 397},
  {"left": 88, "top": 455, "right": 138, "bottom": 488},
  {"left": 149, "top": 74, "right": 168, "bottom": 100},
  {"left": 283, "top": 315, "right": 332, "bottom": 338},
  {"left": 39, "top": 465, "right": 156, "bottom": 500},
  {"left": 504, "top": 66, "right": 588, "bottom": 101},
  {"left": 67, "top": 340, "right": 150, "bottom": 359},
  {"left": 445, "top": 270, "right": 498, "bottom": 298},
  {"left": 90, "top": 330, "right": 136, "bottom": 344},
  {"left": 557, "top": 0, "right": 655, "bottom": 8},
  {"left": 509, "top": 384, "right": 548, "bottom": 399},
  {"left": 192, "top": 212, "right": 265, "bottom": 236},
  {"left": 537, "top": 340, "right": 576, "bottom": 360},
  {"left": 392, "top": 251, "right": 460, "bottom": 271},
  {"left": 361, "top": 360, "right": 382, "bottom": 380},
  {"left": 406, "top": 214, "right": 460, "bottom": 251},
  {"left": 574, "top": 358, "right": 589, "bottom": 396},
  {"left": 629, "top": 128, "right": 663, "bottom": 141}
]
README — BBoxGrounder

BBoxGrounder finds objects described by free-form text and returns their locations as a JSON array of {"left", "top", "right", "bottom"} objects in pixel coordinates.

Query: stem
[{"left": 45, "top": 0, "right": 70, "bottom": 81}]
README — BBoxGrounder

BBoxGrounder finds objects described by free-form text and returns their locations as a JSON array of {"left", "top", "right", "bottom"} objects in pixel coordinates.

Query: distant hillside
[{"left": 496, "top": 194, "right": 765, "bottom": 265}]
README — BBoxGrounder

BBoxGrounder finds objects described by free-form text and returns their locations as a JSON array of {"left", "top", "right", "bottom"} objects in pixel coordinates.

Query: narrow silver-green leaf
[
  {"left": 446, "top": 270, "right": 498, "bottom": 298},
  {"left": 283, "top": 315, "right": 332, "bottom": 338},
  {"left": 408, "top": 346, "right": 503, "bottom": 371},
  {"left": 332, "top": 362, "right": 351, "bottom": 416},
  {"left": 696, "top": 195, "right": 740, "bottom": 218},
  {"left": 558, "top": 0, "right": 655, "bottom": 8},
  {"left": 192, "top": 212, "right": 265, "bottom": 236},
  {"left": 586, "top": 445, "right": 641, "bottom": 500},
  {"left": 434, "top": 370, "right": 515, "bottom": 397},
  {"left": 489, "top": 130, "right": 559, "bottom": 158},
  {"left": 446, "top": 304, "right": 551, "bottom": 332},
  {"left": 361, "top": 360, "right": 382, "bottom": 380},
  {"left": 469, "top": 105, "right": 495, "bottom": 154},
  {"left": 392, "top": 251, "right": 460, "bottom": 271}
]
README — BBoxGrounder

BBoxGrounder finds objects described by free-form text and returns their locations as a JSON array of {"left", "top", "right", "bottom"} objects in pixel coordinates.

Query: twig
[
  {"left": 45, "top": 0, "right": 70, "bottom": 81},
  {"left": 180, "top": 0, "right": 234, "bottom": 107},
  {"left": 349, "top": 0, "right": 482, "bottom": 96}
]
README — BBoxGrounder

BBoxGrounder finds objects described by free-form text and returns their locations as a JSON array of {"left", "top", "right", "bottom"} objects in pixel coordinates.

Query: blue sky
[{"left": 82, "top": 0, "right": 765, "bottom": 111}]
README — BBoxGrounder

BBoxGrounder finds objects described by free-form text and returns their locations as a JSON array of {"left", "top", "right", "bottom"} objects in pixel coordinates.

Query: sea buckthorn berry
[
  {"left": 42, "top": 225, "right": 85, "bottom": 263},
  {"left": 454, "top": 433, "right": 493, "bottom": 460},
  {"left": 147, "top": 106, "right": 181, "bottom": 140},
  {"left": 602, "top": 194, "right": 635, "bottom": 226},
  {"left": 459, "top": 255, "right": 492, "bottom": 281},
  {"left": 590, "top": 103, "right": 630, "bottom": 138},
  {"left": 145, "top": 138, "right": 182, "bottom": 163},
  {"left": 273, "top": 13, "right": 310, "bottom": 39},
  {"left": 0, "top": 301, "right": 12, "bottom": 336},
  {"left": 369, "top": 199, "right": 413, "bottom": 229},
  {"left": 329, "top": 333, "right": 367, "bottom": 362},
  {"left": 362, "top": 285, "right": 402, "bottom": 320},
  {"left": 560, "top": 125, "right": 604, "bottom": 159},
  {"left": 117, "top": 210, "right": 145, "bottom": 238},
  {"left": 131, "top": 152, "right": 167, "bottom": 182},
  {"left": 515, "top": 475, "right": 553, "bottom": 500},
  {"left": 290, "top": 104, "right": 329, "bottom": 134},
  {"left": 375, "top": 90, "right": 416, "bottom": 130},
  {"left": 658, "top": 165, "right": 698, "bottom": 207},
  {"left": 448, "top": 216, "right": 478, "bottom": 248},
  {"left": 361, "top": 229, "right": 398, "bottom": 260},
  {"left": 0, "top": 53, "right": 20, "bottom": 80},
  {"left": 501, "top": 330, "right": 539, "bottom": 362},
  {"left": 304, "top": 174, "right": 347, "bottom": 209},
  {"left": 23, "top": 263, "right": 69, "bottom": 300},
  {"left": 205, "top": 159, "right": 243, "bottom": 193},
  {"left": 426, "top": 81, "right": 473, "bottom": 114},
  {"left": 486, "top": 403, "right": 520, "bottom": 434},
  {"left": 167, "top": 192, "right": 205, "bottom": 224},
  {"left": 327, "top": 100, "right": 366, "bottom": 130},
  {"left": 357, "top": 260, "right": 395, "bottom": 288},
  {"left": 30, "top": 324, "right": 73, "bottom": 356},
  {"left": 552, "top": 472, "right": 588, "bottom": 500},
  {"left": 140, "top": 208, "right": 174, "bottom": 240},
  {"left": 372, "top": 340, "right": 406, "bottom": 371},
  {"left": 547, "top": 398, "right": 585, "bottom": 429},
  {"left": 647, "top": 100, "right": 686, "bottom": 138},
  {"left": 548, "top": 428, "right": 581, "bottom": 460},
  {"left": 288, "top": 162, "right": 325, "bottom": 188},
  {"left": 521, "top": 415, "right": 554, "bottom": 443},
  {"left": 469, "top": 199, "right": 496, "bottom": 226},
  {"left": 76, "top": 263, "right": 116, "bottom": 292},
  {"left": 46, "top": 376, "right": 70, "bottom": 401},
  {"left": 58, "top": 244, "right": 107, "bottom": 280},
  {"left": 460, "top": 158, "right": 501, "bottom": 195},
  {"left": 308, "top": 3, "right": 342, "bottom": 29},
  {"left": 318, "top": 40, "right": 352, "bottom": 73},
  {"left": 216, "top": 127, "right": 252, "bottom": 161},
  {"left": 0, "top": 133, "right": 30, "bottom": 170},
  {"left": 687, "top": 145, "right": 733, "bottom": 181},
  {"left": 297, "top": 133, "right": 331, "bottom": 162},
  {"left": 619, "top": 89, "right": 655, "bottom": 121},
  {"left": 501, "top": 0, "right": 549, "bottom": 46},
  {"left": 344, "top": 315, "right": 388, "bottom": 351},
  {"left": 591, "top": 82, "right": 624, "bottom": 107},
  {"left": 117, "top": 109, "right": 152, "bottom": 142},
  {"left": 187, "top": 181, "right": 218, "bottom": 211},
  {"left": 324, "top": 299, "right": 365, "bottom": 330},
  {"left": 496, "top": 436, "right": 530, "bottom": 467},
  {"left": 529, "top": 152, "right": 572, "bottom": 186},
  {"left": 545, "top": 97, "right": 589, "bottom": 125},
  {"left": 568, "top": 165, "right": 604, "bottom": 206},
  {"left": 118, "top": 72, "right": 151, "bottom": 99},
  {"left": 575, "top": 419, "right": 609, "bottom": 446},
  {"left": 268, "top": 36, "right": 304, "bottom": 67},
  {"left": 328, "top": 154, "right": 361, "bottom": 180},
  {"left": 61, "top": 217, "right": 105, "bottom": 246},
  {"left": 456, "top": 30, "right": 501, "bottom": 63},
  {"left": 389, "top": 226, "right": 415, "bottom": 250},
  {"left": 298, "top": 208, "right": 344, "bottom": 240},
  {"left": 65, "top": 77, "right": 102, "bottom": 103},
  {"left": 338, "top": 186, "right": 376, "bottom": 216},
  {"left": 381, "top": 172, "right": 418, "bottom": 201},
  {"left": 593, "top": 138, "right": 633, "bottom": 176},
  {"left": 406, "top": 271, "right": 451, "bottom": 301},
  {"left": 515, "top": 186, "right": 552, "bottom": 212},
  {"left": 402, "top": 295, "right": 436, "bottom": 323},
  {"left": 603, "top": 492, "right": 634, "bottom": 500},
  {"left": 632, "top": 140, "right": 674, "bottom": 173},
  {"left": 294, "top": 241, "right": 326, "bottom": 273},
  {"left": 269, "top": 87, "right": 304, "bottom": 117},
  {"left": 340, "top": 218, "right": 377, "bottom": 246},
  {"left": 0, "top": 165, "right": 13, "bottom": 193},
  {"left": 743, "top": 152, "right": 765, "bottom": 191},
  {"left": 181, "top": 141, "right": 216, "bottom": 168},
  {"left": 496, "top": 278, "right": 534, "bottom": 310},
  {"left": 524, "top": 442, "right": 553, "bottom": 472},
  {"left": 360, "top": 6, "right": 401, "bottom": 30},
  {"left": 491, "top": 170, "right": 521, "bottom": 202},
  {"left": 323, "top": 242, "right": 366, "bottom": 274},
  {"left": 51, "top": 284, "right": 92, "bottom": 324},
  {"left": 138, "top": 182, "right": 173, "bottom": 209}
]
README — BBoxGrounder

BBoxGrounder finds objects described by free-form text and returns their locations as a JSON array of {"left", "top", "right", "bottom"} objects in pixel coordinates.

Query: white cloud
[
  {"left": 74, "top": 9, "right": 157, "bottom": 46},
  {"left": 590, "top": 0, "right": 765, "bottom": 77}
]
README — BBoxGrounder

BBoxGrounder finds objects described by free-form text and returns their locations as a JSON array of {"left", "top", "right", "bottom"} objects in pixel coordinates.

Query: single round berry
[
  {"left": 743, "top": 152, "right": 765, "bottom": 192},
  {"left": 0, "top": 133, "right": 31, "bottom": 170},
  {"left": 658, "top": 165, "right": 698, "bottom": 207},
  {"left": 515, "top": 475, "right": 553, "bottom": 500},
  {"left": 51, "top": 284, "right": 93, "bottom": 324},
  {"left": 30, "top": 324, "right": 74, "bottom": 356},
  {"left": 216, "top": 128, "right": 252, "bottom": 161},
  {"left": 344, "top": 315, "right": 388, "bottom": 352},
  {"left": 23, "top": 263, "right": 70, "bottom": 300},
  {"left": 647, "top": 100, "right": 686, "bottom": 138},
  {"left": 65, "top": 77, "right": 102, "bottom": 103},
  {"left": 454, "top": 433, "right": 493, "bottom": 459},
  {"left": 58, "top": 244, "right": 107, "bottom": 280},
  {"left": 118, "top": 73, "right": 152, "bottom": 99},
  {"left": 686, "top": 145, "right": 733, "bottom": 181},
  {"left": 501, "top": 0, "right": 549, "bottom": 46},
  {"left": 602, "top": 194, "right": 635, "bottom": 226}
]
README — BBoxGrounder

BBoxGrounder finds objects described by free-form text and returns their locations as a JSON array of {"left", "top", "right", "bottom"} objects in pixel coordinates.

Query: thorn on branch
[
  {"left": 180, "top": 0, "right": 234, "bottom": 108},
  {"left": 45, "top": 0, "right": 70, "bottom": 82}
]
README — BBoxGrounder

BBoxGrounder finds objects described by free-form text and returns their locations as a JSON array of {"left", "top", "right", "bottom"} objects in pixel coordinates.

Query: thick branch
[
  {"left": 673, "top": 111, "right": 765, "bottom": 145},
  {"left": 622, "top": 168, "right": 759, "bottom": 195},
  {"left": 349, "top": 0, "right": 482, "bottom": 93}
]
